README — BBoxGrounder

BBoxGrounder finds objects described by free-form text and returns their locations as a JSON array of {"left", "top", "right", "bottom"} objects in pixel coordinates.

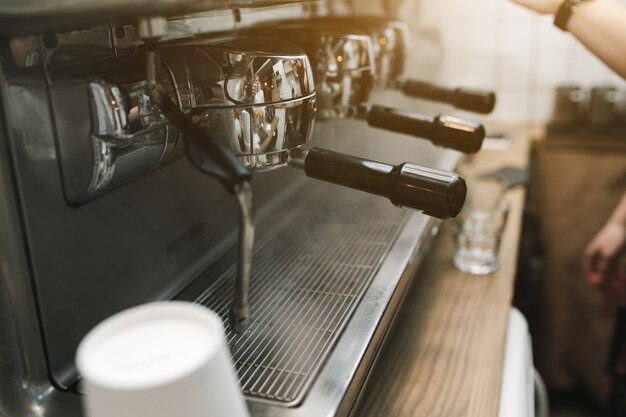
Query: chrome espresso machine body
[{"left": 0, "top": 3, "right": 485, "bottom": 417}]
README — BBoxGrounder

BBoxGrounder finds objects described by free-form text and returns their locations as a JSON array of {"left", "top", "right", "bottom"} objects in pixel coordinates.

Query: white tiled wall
[{"left": 399, "top": 0, "right": 626, "bottom": 123}]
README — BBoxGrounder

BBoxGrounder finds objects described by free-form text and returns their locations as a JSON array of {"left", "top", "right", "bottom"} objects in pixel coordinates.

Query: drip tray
[{"left": 193, "top": 182, "right": 409, "bottom": 406}]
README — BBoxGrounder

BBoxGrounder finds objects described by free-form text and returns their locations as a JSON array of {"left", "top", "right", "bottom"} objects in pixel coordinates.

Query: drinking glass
[{"left": 452, "top": 178, "right": 508, "bottom": 275}]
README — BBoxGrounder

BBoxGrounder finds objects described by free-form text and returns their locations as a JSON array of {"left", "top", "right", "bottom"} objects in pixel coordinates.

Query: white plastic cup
[{"left": 76, "top": 302, "right": 250, "bottom": 417}]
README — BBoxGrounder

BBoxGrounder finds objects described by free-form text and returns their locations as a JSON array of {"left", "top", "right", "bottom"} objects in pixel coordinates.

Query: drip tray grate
[{"left": 195, "top": 183, "right": 408, "bottom": 406}]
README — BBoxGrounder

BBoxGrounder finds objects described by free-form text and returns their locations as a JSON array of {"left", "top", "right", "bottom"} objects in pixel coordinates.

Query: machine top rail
[{"left": 0, "top": 0, "right": 322, "bottom": 37}]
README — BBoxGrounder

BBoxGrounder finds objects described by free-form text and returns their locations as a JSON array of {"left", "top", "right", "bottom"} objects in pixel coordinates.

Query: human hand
[
  {"left": 584, "top": 220, "right": 626, "bottom": 313},
  {"left": 584, "top": 220, "right": 626, "bottom": 286},
  {"left": 509, "top": 0, "right": 562, "bottom": 14}
]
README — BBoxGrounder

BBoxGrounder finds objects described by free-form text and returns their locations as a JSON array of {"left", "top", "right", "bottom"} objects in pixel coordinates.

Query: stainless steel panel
[
  {"left": 0, "top": 70, "right": 83, "bottom": 417},
  {"left": 50, "top": 78, "right": 180, "bottom": 204}
]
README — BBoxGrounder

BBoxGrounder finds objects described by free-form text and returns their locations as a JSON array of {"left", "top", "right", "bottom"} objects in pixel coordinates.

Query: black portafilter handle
[
  {"left": 402, "top": 80, "right": 497, "bottom": 115},
  {"left": 302, "top": 148, "right": 466, "bottom": 220},
  {"left": 366, "top": 105, "right": 485, "bottom": 154}
]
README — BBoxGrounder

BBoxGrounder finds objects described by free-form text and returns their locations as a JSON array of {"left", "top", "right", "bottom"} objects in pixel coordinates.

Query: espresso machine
[{"left": 0, "top": 2, "right": 492, "bottom": 417}]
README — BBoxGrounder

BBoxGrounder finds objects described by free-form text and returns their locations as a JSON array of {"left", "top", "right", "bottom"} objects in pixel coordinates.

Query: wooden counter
[{"left": 356, "top": 128, "right": 530, "bottom": 417}]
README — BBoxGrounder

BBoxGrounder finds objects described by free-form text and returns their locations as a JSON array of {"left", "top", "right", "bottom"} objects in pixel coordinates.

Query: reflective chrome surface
[
  {"left": 313, "top": 17, "right": 410, "bottom": 89},
  {"left": 253, "top": 25, "right": 376, "bottom": 119},
  {"left": 311, "top": 33, "right": 374, "bottom": 118},
  {"left": 49, "top": 39, "right": 316, "bottom": 204},
  {"left": 160, "top": 40, "right": 317, "bottom": 170},
  {"left": 86, "top": 79, "right": 178, "bottom": 201},
  {"left": 366, "top": 20, "right": 409, "bottom": 89},
  {"left": 295, "top": 17, "right": 410, "bottom": 89}
]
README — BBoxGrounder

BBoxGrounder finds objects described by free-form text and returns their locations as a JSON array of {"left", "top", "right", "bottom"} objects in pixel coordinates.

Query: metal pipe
[
  {"left": 231, "top": 181, "right": 255, "bottom": 334},
  {"left": 145, "top": 48, "right": 161, "bottom": 92}
]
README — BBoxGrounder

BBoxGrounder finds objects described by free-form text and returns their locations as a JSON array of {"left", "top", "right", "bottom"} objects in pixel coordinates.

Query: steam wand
[{"left": 140, "top": 18, "right": 254, "bottom": 334}]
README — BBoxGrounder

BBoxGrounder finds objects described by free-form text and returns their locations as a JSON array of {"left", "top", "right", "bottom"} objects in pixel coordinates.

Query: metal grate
[{"left": 195, "top": 182, "right": 409, "bottom": 406}]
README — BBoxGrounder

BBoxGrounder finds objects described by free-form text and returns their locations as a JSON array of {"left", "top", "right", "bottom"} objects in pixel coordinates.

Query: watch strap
[{"left": 554, "top": 0, "right": 581, "bottom": 31}]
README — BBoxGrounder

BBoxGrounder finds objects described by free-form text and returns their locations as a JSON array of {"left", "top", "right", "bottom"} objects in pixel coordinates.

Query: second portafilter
[
  {"left": 370, "top": 18, "right": 497, "bottom": 115},
  {"left": 248, "top": 24, "right": 486, "bottom": 154},
  {"left": 143, "top": 37, "right": 467, "bottom": 333},
  {"left": 301, "top": 17, "right": 497, "bottom": 115}
]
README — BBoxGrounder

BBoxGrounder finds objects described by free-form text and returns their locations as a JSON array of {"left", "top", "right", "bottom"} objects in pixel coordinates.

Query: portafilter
[
  {"left": 248, "top": 24, "right": 486, "bottom": 154},
  {"left": 139, "top": 38, "right": 466, "bottom": 333},
  {"left": 304, "top": 17, "right": 497, "bottom": 115}
]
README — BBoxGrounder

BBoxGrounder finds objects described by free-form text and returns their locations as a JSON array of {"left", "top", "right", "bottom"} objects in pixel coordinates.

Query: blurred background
[
  {"left": 384, "top": 1, "right": 626, "bottom": 416},
  {"left": 392, "top": 0, "right": 626, "bottom": 124}
]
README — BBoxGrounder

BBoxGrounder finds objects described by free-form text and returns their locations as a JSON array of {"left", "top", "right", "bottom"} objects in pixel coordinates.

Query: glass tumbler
[{"left": 452, "top": 179, "right": 508, "bottom": 275}]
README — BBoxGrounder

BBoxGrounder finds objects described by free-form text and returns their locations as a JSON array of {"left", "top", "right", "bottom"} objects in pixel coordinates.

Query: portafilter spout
[{"left": 141, "top": 28, "right": 254, "bottom": 334}]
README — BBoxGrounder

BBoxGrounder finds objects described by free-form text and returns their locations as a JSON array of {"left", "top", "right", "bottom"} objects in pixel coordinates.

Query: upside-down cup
[{"left": 76, "top": 302, "right": 250, "bottom": 417}]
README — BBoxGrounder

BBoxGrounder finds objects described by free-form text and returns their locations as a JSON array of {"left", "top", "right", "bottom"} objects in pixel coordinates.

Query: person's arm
[
  {"left": 511, "top": 0, "right": 626, "bottom": 80},
  {"left": 584, "top": 193, "right": 626, "bottom": 286}
]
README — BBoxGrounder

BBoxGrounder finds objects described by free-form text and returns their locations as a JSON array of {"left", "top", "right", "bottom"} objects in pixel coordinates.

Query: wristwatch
[{"left": 554, "top": 0, "right": 590, "bottom": 31}]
